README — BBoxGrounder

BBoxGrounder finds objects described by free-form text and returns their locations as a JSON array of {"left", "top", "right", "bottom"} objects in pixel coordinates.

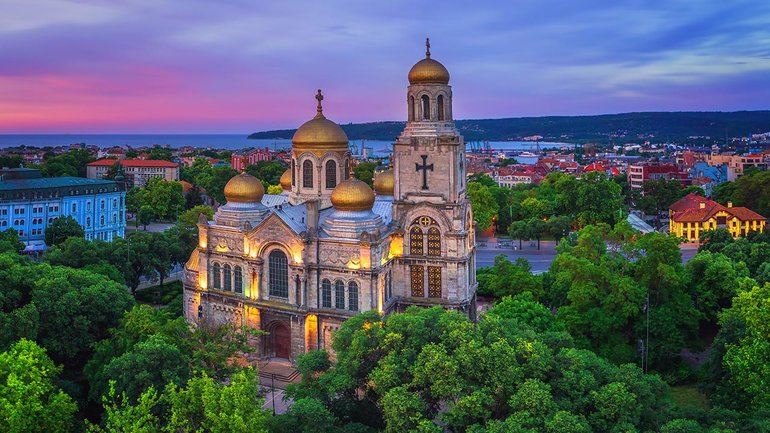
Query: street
[{"left": 475, "top": 239, "right": 700, "bottom": 273}]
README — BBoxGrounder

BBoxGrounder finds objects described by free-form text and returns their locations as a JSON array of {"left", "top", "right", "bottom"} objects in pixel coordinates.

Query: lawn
[{"left": 670, "top": 384, "right": 710, "bottom": 412}]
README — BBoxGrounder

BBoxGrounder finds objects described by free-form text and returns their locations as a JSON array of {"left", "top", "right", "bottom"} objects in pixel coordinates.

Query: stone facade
[{"left": 183, "top": 45, "right": 476, "bottom": 363}]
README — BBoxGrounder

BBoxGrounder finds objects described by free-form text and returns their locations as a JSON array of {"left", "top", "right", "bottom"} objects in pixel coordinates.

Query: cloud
[{"left": 0, "top": 0, "right": 769, "bottom": 132}]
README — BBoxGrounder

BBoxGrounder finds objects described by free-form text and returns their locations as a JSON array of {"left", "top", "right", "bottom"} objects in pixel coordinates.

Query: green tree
[
  {"left": 147, "top": 146, "right": 173, "bottom": 161},
  {"left": 721, "top": 283, "right": 770, "bottom": 411},
  {"left": 267, "top": 185, "right": 283, "bottom": 195},
  {"left": 0, "top": 228, "right": 25, "bottom": 253},
  {"left": 286, "top": 304, "right": 670, "bottom": 433},
  {"left": 352, "top": 162, "right": 378, "bottom": 187},
  {"left": 142, "top": 178, "right": 185, "bottom": 221},
  {"left": 44, "top": 215, "right": 85, "bottom": 246},
  {"left": 93, "top": 368, "right": 269, "bottom": 433},
  {"left": 138, "top": 205, "right": 155, "bottom": 230},
  {"left": 111, "top": 232, "right": 155, "bottom": 294},
  {"left": 508, "top": 219, "right": 531, "bottom": 250},
  {"left": 0, "top": 339, "right": 77, "bottom": 433},
  {"left": 467, "top": 182, "right": 499, "bottom": 231},
  {"left": 197, "top": 166, "right": 238, "bottom": 205},
  {"left": 245, "top": 160, "right": 287, "bottom": 186}
]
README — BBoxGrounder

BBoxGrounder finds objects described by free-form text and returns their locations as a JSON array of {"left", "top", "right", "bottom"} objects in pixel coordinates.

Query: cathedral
[{"left": 183, "top": 41, "right": 477, "bottom": 361}]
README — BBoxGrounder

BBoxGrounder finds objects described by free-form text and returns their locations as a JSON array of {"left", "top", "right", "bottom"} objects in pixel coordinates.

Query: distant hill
[{"left": 248, "top": 111, "right": 770, "bottom": 143}]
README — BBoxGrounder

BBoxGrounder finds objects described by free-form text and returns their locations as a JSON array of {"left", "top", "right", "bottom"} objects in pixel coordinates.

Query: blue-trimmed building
[{"left": 0, "top": 168, "right": 125, "bottom": 251}]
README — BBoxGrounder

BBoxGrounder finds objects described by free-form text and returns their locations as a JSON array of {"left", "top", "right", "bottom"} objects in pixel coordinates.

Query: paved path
[{"left": 476, "top": 239, "right": 699, "bottom": 273}]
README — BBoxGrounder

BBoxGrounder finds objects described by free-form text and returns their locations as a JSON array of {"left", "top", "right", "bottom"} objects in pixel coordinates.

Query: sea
[{"left": 0, "top": 134, "right": 571, "bottom": 160}]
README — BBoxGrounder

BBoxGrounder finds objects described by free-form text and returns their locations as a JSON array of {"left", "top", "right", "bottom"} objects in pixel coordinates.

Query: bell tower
[
  {"left": 393, "top": 38, "right": 465, "bottom": 205},
  {"left": 390, "top": 39, "right": 476, "bottom": 314}
]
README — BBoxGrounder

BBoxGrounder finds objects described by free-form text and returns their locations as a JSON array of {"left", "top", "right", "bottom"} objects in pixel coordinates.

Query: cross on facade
[{"left": 415, "top": 155, "right": 433, "bottom": 190}]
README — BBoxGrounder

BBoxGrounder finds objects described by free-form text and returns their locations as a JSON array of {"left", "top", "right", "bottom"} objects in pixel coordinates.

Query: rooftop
[{"left": 88, "top": 159, "right": 178, "bottom": 168}]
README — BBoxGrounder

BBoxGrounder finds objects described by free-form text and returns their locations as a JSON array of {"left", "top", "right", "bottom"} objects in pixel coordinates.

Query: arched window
[
  {"left": 410, "top": 217, "right": 440, "bottom": 256},
  {"left": 344, "top": 159, "right": 349, "bottom": 180},
  {"left": 212, "top": 263, "right": 221, "bottom": 290},
  {"left": 325, "top": 160, "right": 337, "bottom": 188},
  {"left": 223, "top": 264, "right": 232, "bottom": 291},
  {"left": 335, "top": 280, "right": 345, "bottom": 309},
  {"left": 437, "top": 95, "right": 445, "bottom": 120},
  {"left": 234, "top": 266, "right": 243, "bottom": 294},
  {"left": 348, "top": 282, "right": 359, "bottom": 312},
  {"left": 322, "top": 279, "right": 332, "bottom": 308},
  {"left": 409, "top": 96, "right": 415, "bottom": 121},
  {"left": 291, "top": 159, "right": 296, "bottom": 186},
  {"left": 268, "top": 250, "right": 289, "bottom": 298},
  {"left": 421, "top": 95, "right": 430, "bottom": 120},
  {"left": 409, "top": 225, "right": 424, "bottom": 255},
  {"left": 302, "top": 160, "right": 313, "bottom": 188},
  {"left": 427, "top": 227, "right": 441, "bottom": 256}
]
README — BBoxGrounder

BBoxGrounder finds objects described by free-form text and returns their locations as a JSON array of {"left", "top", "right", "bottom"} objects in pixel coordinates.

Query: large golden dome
[
  {"left": 373, "top": 171, "right": 394, "bottom": 195},
  {"left": 331, "top": 178, "right": 375, "bottom": 211},
  {"left": 224, "top": 172, "right": 264, "bottom": 204},
  {"left": 408, "top": 39, "right": 449, "bottom": 85},
  {"left": 279, "top": 168, "right": 291, "bottom": 191},
  {"left": 292, "top": 90, "right": 349, "bottom": 155}
]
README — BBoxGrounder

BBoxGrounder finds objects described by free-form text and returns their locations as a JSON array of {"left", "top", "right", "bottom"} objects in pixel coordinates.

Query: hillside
[{"left": 248, "top": 111, "right": 770, "bottom": 143}]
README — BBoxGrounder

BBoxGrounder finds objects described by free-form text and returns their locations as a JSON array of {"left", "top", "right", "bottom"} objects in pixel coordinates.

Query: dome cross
[
  {"left": 425, "top": 38, "right": 431, "bottom": 58},
  {"left": 315, "top": 89, "right": 324, "bottom": 115}
]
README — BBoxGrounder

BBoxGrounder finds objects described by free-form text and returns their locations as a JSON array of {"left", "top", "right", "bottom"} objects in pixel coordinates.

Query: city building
[
  {"left": 706, "top": 153, "right": 766, "bottom": 181},
  {"left": 669, "top": 193, "right": 766, "bottom": 242},
  {"left": 627, "top": 162, "right": 689, "bottom": 192},
  {"left": 183, "top": 41, "right": 477, "bottom": 362},
  {"left": 231, "top": 148, "right": 272, "bottom": 171},
  {"left": 0, "top": 168, "right": 126, "bottom": 250},
  {"left": 87, "top": 159, "right": 180, "bottom": 187}
]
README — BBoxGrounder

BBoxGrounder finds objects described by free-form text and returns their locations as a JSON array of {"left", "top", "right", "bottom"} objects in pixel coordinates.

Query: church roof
[
  {"left": 273, "top": 203, "right": 308, "bottom": 234},
  {"left": 261, "top": 194, "right": 290, "bottom": 208}
]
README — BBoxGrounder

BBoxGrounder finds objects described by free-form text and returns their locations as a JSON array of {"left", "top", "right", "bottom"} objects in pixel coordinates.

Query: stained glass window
[
  {"left": 322, "top": 279, "right": 332, "bottom": 308},
  {"left": 428, "top": 266, "right": 442, "bottom": 298},
  {"left": 234, "top": 266, "right": 243, "bottom": 294},
  {"left": 427, "top": 227, "right": 441, "bottom": 256},
  {"left": 223, "top": 264, "right": 232, "bottom": 291},
  {"left": 335, "top": 280, "right": 345, "bottom": 309},
  {"left": 268, "top": 250, "right": 289, "bottom": 298},
  {"left": 212, "top": 263, "right": 221, "bottom": 289},
  {"left": 410, "top": 265, "right": 424, "bottom": 297},
  {"left": 325, "top": 160, "right": 337, "bottom": 188},
  {"left": 348, "top": 282, "right": 359, "bottom": 311},
  {"left": 410, "top": 226, "right": 423, "bottom": 255},
  {"left": 303, "top": 160, "right": 313, "bottom": 188}
]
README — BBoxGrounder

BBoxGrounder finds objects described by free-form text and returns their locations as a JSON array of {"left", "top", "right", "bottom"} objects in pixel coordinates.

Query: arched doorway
[{"left": 267, "top": 321, "right": 291, "bottom": 359}]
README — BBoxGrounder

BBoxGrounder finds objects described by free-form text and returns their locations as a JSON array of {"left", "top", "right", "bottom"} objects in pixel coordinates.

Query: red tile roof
[
  {"left": 670, "top": 193, "right": 766, "bottom": 222},
  {"left": 88, "top": 159, "right": 178, "bottom": 168}
]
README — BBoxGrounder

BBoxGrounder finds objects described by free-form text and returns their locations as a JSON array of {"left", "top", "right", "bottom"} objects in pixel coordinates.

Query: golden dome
[
  {"left": 224, "top": 172, "right": 264, "bottom": 204},
  {"left": 408, "top": 39, "right": 450, "bottom": 85},
  {"left": 373, "top": 171, "right": 394, "bottom": 195},
  {"left": 279, "top": 168, "right": 291, "bottom": 191},
  {"left": 331, "top": 178, "right": 375, "bottom": 211},
  {"left": 292, "top": 90, "right": 349, "bottom": 155}
]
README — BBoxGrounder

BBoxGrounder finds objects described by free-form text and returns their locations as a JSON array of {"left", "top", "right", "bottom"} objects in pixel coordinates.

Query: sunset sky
[{"left": 1, "top": 0, "right": 769, "bottom": 133}]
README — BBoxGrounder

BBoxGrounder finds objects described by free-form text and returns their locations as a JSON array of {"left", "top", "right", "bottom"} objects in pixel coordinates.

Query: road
[{"left": 476, "top": 239, "right": 700, "bottom": 273}]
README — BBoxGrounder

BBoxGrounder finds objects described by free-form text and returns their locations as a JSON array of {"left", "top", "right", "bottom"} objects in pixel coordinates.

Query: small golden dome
[
  {"left": 408, "top": 38, "right": 450, "bottom": 85},
  {"left": 279, "top": 168, "right": 291, "bottom": 191},
  {"left": 331, "top": 178, "right": 375, "bottom": 211},
  {"left": 292, "top": 90, "right": 349, "bottom": 154},
  {"left": 224, "top": 172, "right": 264, "bottom": 204},
  {"left": 373, "top": 171, "right": 394, "bottom": 195}
]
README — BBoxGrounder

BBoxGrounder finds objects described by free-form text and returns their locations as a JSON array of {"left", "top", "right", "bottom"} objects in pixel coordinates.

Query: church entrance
[{"left": 267, "top": 321, "right": 291, "bottom": 359}]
